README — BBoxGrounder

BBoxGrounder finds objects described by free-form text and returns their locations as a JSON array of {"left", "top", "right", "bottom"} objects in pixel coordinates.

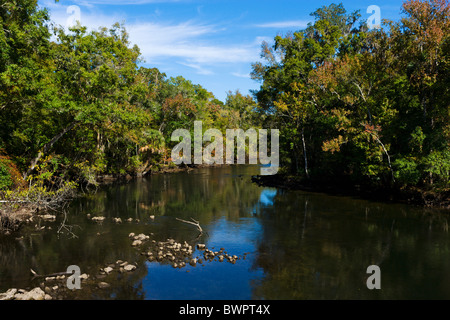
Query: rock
[
  {"left": 80, "top": 273, "right": 89, "bottom": 280},
  {"left": 103, "top": 267, "right": 113, "bottom": 274},
  {"left": 149, "top": 215, "right": 155, "bottom": 220},
  {"left": 113, "top": 217, "right": 122, "bottom": 224},
  {"left": 0, "top": 288, "right": 17, "bottom": 300},
  {"left": 92, "top": 216, "right": 105, "bottom": 222},
  {"left": 44, "top": 294, "right": 52, "bottom": 300},
  {"left": 189, "top": 258, "right": 197, "bottom": 266},
  {"left": 133, "top": 233, "right": 149, "bottom": 241},
  {"left": 128, "top": 233, "right": 135, "bottom": 238},
  {"left": 15, "top": 287, "right": 45, "bottom": 300},
  {"left": 123, "top": 264, "right": 136, "bottom": 272},
  {"left": 98, "top": 282, "right": 110, "bottom": 289},
  {"left": 131, "top": 240, "right": 142, "bottom": 246},
  {"left": 40, "top": 214, "right": 56, "bottom": 221},
  {"left": 197, "top": 244, "right": 206, "bottom": 250}
]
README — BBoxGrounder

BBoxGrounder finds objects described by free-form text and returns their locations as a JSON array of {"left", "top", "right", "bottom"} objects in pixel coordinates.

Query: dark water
[{"left": 1, "top": 165, "right": 450, "bottom": 299}]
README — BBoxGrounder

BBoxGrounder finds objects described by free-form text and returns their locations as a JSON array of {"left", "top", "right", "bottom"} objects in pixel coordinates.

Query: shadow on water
[{"left": 1, "top": 165, "right": 449, "bottom": 299}]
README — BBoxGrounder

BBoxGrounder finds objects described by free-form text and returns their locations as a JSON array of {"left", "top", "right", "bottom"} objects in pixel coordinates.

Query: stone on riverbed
[
  {"left": 92, "top": 216, "right": 105, "bottom": 223},
  {"left": 98, "top": 282, "right": 110, "bottom": 289},
  {"left": 39, "top": 214, "right": 56, "bottom": 221},
  {"left": 131, "top": 240, "right": 142, "bottom": 246},
  {"left": 0, "top": 288, "right": 17, "bottom": 300},
  {"left": 103, "top": 267, "right": 113, "bottom": 274},
  {"left": 12, "top": 287, "right": 46, "bottom": 300},
  {"left": 123, "top": 264, "right": 136, "bottom": 272}
]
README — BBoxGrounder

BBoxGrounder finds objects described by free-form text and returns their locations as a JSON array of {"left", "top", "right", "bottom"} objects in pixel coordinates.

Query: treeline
[
  {"left": 251, "top": 1, "right": 449, "bottom": 195},
  {"left": 0, "top": 0, "right": 258, "bottom": 193}
]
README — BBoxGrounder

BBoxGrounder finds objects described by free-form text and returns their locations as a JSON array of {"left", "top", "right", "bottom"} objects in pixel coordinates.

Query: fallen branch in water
[
  {"left": 176, "top": 217, "right": 203, "bottom": 234},
  {"left": 30, "top": 268, "right": 73, "bottom": 280}
]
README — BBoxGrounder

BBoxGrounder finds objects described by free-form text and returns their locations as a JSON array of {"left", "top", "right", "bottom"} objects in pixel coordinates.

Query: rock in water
[
  {"left": 124, "top": 264, "right": 136, "bottom": 272},
  {"left": 98, "top": 282, "right": 110, "bottom": 289}
]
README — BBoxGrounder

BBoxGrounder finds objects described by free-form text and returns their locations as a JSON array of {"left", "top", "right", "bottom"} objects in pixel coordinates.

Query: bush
[
  {"left": 393, "top": 157, "right": 421, "bottom": 186},
  {"left": 0, "top": 151, "right": 25, "bottom": 191},
  {"left": 0, "top": 160, "right": 12, "bottom": 190}
]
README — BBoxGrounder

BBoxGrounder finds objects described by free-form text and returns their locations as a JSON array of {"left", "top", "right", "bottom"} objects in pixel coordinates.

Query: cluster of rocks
[
  {"left": 100, "top": 260, "right": 137, "bottom": 275},
  {"left": 89, "top": 215, "right": 144, "bottom": 224},
  {"left": 0, "top": 258, "right": 142, "bottom": 300},
  {"left": 0, "top": 272, "right": 89, "bottom": 300},
  {"left": 129, "top": 232, "right": 245, "bottom": 268},
  {"left": 0, "top": 287, "right": 51, "bottom": 301},
  {"left": 95, "top": 260, "right": 138, "bottom": 289},
  {"left": 199, "top": 246, "right": 240, "bottom": 264}
]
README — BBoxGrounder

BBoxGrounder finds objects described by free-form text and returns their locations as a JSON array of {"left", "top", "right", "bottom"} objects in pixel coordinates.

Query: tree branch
[{"left": 176, "top": 217, "right": 203, "bottom": 234}]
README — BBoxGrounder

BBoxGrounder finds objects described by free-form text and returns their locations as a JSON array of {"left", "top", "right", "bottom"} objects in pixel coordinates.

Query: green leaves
[{"left": 252, "top": 0, "right": 449, "bottom": 190}]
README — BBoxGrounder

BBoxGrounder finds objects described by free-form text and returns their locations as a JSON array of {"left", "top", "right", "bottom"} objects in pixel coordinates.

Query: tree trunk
[
  {"left": 301, "top": 128, "right": 310, "bottom": 179},
  {"left": 23, "top": 121, "right": 78, "bottom": 180}
]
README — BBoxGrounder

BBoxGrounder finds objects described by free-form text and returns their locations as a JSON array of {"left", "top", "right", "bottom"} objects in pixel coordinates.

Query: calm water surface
[{"left": 1, "top": 165, "right": 449, "bottom": 299}]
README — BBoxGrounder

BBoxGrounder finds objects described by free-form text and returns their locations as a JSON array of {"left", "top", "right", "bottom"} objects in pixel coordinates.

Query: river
[{"left": 1, "top": 165, "right": 449, "bottom": 299}]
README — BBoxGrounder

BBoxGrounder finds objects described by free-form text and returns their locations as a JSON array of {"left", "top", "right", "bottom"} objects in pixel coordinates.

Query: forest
[{"left": 0, "top": 0, "right": 449, "bottom": 227}]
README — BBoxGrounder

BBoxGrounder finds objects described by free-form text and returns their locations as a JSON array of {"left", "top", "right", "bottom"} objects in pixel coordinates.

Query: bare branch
[{"left": 176, "top": 217, "right": 203, "bottom": 234}]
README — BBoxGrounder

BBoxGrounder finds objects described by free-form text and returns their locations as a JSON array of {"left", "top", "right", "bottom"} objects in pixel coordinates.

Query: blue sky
[{"left": 39, "top": 0, "right": 406, "bottom": 102}]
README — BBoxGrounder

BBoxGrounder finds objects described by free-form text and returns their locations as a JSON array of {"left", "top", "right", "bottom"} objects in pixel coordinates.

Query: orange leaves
[
  {"left": 399, "top": 0, "right": 450, "bottom": 84},
  {"left": 0, "top": 150, "right": 26, "bottom": 190},
  {"left": 322, "top": 135, "right": 346, "bottom": 153},
  {"left": 162, "top": 94, "right": 197, "bottom": 117},
  {"left": 402, "top": 0, "right": 450, "bottom": 45}
]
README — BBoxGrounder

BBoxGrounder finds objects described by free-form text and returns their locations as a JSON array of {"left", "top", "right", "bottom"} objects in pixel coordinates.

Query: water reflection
[{"left": 0, "top": 165, "right": 449, "bottom": 300}]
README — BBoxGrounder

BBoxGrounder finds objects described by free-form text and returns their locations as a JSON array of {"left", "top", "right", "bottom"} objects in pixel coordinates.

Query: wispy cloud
[
  {"left": 179, "top": 62, "right": 214, "bottom": 75},
  {"left": 255, "top": 20, "right": 310, "bottom": 29},
  {"left": 231, "top": 72, "right": 250, "bottom": 79},
  {"left": 127, "top": 21, "right": 259, "bottom": 65}
]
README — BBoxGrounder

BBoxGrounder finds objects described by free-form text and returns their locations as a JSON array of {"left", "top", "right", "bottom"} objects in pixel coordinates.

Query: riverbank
[
  {"left": 251, "top": 174, "right": 450, "bottom": 210},
  {"left": 0, "top": 163, "right": 223, "bottom": 234}
]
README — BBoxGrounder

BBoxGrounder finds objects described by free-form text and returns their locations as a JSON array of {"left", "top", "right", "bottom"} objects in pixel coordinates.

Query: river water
[{"left": 1, "top": 165, "right": 449, "bottom": 299}]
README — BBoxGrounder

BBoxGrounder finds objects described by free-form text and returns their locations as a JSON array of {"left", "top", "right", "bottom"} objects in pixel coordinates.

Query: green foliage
[
  {"left": 252, "top": 0, "right": 449, "bottom": 192},
  {"left": 424, "top": 150, "right": 450, "bottom": 186},
  {"left": 0, "top": 160, "right": 12, "bottom": 190},
  {"left": 393, "top": 157, "right": 421, "bottom": 186}
]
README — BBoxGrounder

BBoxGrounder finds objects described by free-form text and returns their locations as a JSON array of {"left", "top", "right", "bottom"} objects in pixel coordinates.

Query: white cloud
[
  {"left": 231, "top": 72, "right": 250, "bottom": 79},
  {"left": 41, "top": 0, "right": 263, "bottom": 74},
  {"left": 126, "top": 21, "right": 260, "bottom": 65},
  {"left": 255, "top": 20, "right": 310, "bottom": 29},
  {"left": 178, "top": 62, "right": 214, "bottom": 75}
]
